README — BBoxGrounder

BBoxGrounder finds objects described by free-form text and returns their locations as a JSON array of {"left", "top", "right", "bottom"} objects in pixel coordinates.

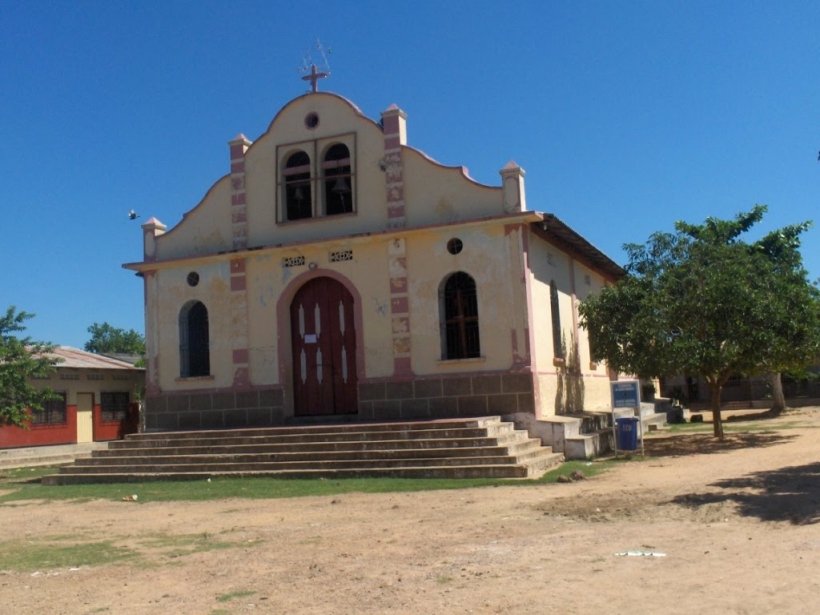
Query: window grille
[
  {"left": 283, "top": 255, "right": 306, "bottom": 268},
  {"left": 30, "top": 392, "right": 67, "bottom": 425},
  {"left": 101, "top": 391, "right": 130, "bottom": 422},
  {"left": 442, "top": 272, "right": 481, "bottom": 360},
  {"left": 60, "top": 373, "right": 80, "bottom": 380},
  {"left": 329, "top": 250, "right": 353, "bottom": 263},
  {"left": 179, "top": 301, "right": 211, "bottom": 378}
]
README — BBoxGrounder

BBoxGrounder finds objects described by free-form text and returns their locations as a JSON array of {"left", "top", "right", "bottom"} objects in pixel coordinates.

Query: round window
[
  {"left": 187, "top": 272, "right": 200, "bottom": 287},
  {"left": 305, "top": 112, "right": 319, "bottom": 129},
  {"left": 446, "top": 238, "right": 463, "bottom": 255}
]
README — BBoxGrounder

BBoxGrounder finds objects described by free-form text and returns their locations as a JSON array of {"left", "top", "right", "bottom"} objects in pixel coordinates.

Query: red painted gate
[{"left": 290, "top": 277, "right": 358, "bottom": 416}]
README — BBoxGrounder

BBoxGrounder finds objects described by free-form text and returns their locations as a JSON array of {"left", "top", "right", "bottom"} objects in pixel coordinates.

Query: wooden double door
[{"left": 290, "top": 277, "right": 358, "bottom": 416}]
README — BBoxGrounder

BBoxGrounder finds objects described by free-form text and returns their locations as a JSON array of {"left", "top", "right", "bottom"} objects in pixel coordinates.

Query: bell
[{"left": 331, "top": 176, "right": 350, "bottom": 194}]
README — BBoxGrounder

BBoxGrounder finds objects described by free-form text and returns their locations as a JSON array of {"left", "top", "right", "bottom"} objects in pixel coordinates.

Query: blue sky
[{"left": 2, "top": 1, "right": 818, "bottom": 349}]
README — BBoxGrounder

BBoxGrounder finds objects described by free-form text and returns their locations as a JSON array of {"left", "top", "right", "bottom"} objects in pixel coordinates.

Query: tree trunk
[
  {"left": 708, "top": 381, "right": 725, "bottom": 440},
  {"left": 769, "top": 372, "right": 786, "bottom": 415}
]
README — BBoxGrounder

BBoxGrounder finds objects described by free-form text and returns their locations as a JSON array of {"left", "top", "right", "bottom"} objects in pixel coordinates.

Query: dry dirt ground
[{"left": 2, "top": 409, "right": 820, "bottom": 615}]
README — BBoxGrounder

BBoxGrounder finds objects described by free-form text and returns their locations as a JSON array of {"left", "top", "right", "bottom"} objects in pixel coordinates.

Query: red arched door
[{"left": 290, "top": 277, "right": 358, "bottom": 416}]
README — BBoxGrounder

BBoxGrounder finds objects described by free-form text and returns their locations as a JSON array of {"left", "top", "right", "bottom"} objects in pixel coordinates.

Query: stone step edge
[
  {"left": 124, "top": 416, "right": 504, "bottom": 441},
  {"left": 42, "top": 464, "right": 541, "bottom": 485}
]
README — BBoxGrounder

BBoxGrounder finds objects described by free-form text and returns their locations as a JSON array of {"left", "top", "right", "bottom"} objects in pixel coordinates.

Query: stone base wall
[
  {"left": 145, "top": 387, "right": 285, "bottom": 431},
  {"left": 144, "top": 373, "right": 537, "bottom": 431},
  {"left": 357, "top": 372, "right": 535, "bottom": 421}
]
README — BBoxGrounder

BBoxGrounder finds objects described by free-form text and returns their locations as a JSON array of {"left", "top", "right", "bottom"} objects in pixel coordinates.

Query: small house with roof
[
  {"left": 124, "top": 84, "right": 623, "bottom": 433},
  {"left": 0, "top": 346, "right": 144, "bottom": 448}
]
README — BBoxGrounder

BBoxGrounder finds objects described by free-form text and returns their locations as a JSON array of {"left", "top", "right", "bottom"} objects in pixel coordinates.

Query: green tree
[
  {"left": 84, "top": 322, "right": 145, "bottom": 356},
  {"left": 579, "top": 206, "right": 820, "bottom": 440},
  {"left": 0, "top": 307, "right": 60, "bottom": 427}
]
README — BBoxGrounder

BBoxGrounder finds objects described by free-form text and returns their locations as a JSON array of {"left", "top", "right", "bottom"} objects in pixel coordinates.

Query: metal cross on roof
[{"left": 302, "top": 63, "right": 329, "bottom": 93}]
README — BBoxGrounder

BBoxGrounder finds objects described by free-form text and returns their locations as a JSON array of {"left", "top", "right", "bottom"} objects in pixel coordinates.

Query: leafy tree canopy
[
  {"left": 579, "top": 205, "right": 820, "bottom": 439},
  {"left": 84, "top": 322, "right": 145, "bottom": 356},
  {"left": 0, "top": 307, "right": 60, "bottom": 427}
]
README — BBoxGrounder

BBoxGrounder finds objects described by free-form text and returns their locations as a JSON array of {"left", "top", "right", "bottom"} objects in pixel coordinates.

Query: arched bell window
[
  {"left": 283, "top": 150, "right": 312, "bottom": 221},
  {"left": 440, "top": 272, "right": 481, "bottom": 360},
  {"left": 179, "top": 301, "right": 210, "bottom": 378},
  {"left": 322, "top": 143, "right": 353, "bottom": 215}
]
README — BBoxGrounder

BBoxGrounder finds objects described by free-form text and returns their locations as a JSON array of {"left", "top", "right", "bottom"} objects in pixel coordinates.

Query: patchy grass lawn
[{"left": 0, "top": 460, "right": 610, "bottom": 504}]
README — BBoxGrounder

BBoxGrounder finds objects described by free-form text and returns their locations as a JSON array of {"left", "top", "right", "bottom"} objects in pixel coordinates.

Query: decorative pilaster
[
  {"left": 500, "top": 161, "right": 527, "bottom": 213},
  {"left": 141, "top": 218, "right": 167, "bottom": 262},
  {"left": 230, "top": 257, "right": 250, "bottom": 387},
  {"left": 381, "top": 105, "right": 407, "bottom": 228},
  {"left": 143, "top": 269, "right": 161, "bottom": 396},
  {"left": 229, "top": 133, "right": 252, "bottom": 250},
  {"left": 388, "top": 237, "right": 412, "bottom": 376}
]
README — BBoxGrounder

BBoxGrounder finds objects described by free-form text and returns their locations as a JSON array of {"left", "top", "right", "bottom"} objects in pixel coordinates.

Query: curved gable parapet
[
  {"left": 155, "top": 174, "right": 233, "bottom": 261},
  {"left": 403, "top": 144, "right": 498, "bottom": 189},
  {"left": 265, "top": 91, "right": 381, "bottom": 135},
  {"left": 401, "top": 146, "right": 503, "bottom": 226}
]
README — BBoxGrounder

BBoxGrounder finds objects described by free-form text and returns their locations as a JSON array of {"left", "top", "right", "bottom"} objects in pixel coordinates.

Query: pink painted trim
[
  {"left": 391, "top": 296, "right": 409, "bottom": 314},
  {"left": 275, "top": 268, "right": 367, "bottom": 387},
  {"left": 233, "top": 348, "right": 249, "bottom": 364},
  {"left": 523, "top": 326, "right": 530, "bottom": 359},
  {"left": 231, "top": 258, "right": 246, "bottom": 273},
  {"left": 231, "top": 193, "right": 246, "bottom": 206},
  {"left": 232, "top": 210, "right": 247, "bottom": 223},
  {"left": 388, "top": 206, "right": 406, "bottom": 219},
  {"left": 387, "top": 185, "right": 404, "bottom": 202},
  {"left": 233, "top": 366, "right": 250, "bottom": 387},
  {"left": 384, "top": 136, "right": 401, "bottom": 150},
  {"left": 230, "top": 276, "right": 246, "bottom": 292},
  {"left": 382, "top": 115, "right": 400, "bottom": 134},
  {"left": 231, "top": 161, "right": 245, "bottom": 174},
  {"left": 230, "top": 144, "right": 246, "bottom": 159},
  {"left": 393, "top": 356, "right": 412, "bottom": 376},
  {"left": 390, "top": 277, "right": 407, "bottom": 293},
  {"left": 522, "top": 225, "right": 536, "bottom": 372}
]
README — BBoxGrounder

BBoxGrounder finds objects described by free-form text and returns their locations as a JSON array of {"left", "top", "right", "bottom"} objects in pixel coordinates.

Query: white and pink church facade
[{"left": 124, "top": 89, "right": 623, "bottom": 432}]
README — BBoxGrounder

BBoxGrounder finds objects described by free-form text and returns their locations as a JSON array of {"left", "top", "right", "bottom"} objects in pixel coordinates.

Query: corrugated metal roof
[
  {"left": 47, "top": 347, "right": 143, "bottom": 371},
  {"left": 532, "top": 215, "right": 626, "bottom": 280}
]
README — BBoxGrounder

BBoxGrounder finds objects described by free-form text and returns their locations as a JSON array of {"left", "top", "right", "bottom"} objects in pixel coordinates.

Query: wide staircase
[{"left": 42, "top": 416, "right": 564, "bottom": 485}]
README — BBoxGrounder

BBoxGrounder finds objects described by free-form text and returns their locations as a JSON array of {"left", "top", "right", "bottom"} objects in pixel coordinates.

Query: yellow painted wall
[
  {"left": 154, "top": 177, "right": 233, "bottom": 261},
  {"left": 527, "top": 235, "right": 615, "bottom": 415},
  {"left": 406, "top": 224, "right": 529, "bottom": 374},
  {"left": 401, "top": 149, "right": 502, "bottom": 227}
]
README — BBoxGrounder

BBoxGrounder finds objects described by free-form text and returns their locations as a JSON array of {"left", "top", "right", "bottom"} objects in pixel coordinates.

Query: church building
[{"left": 124, "top": 83, "right": 623, "bottom": 432}]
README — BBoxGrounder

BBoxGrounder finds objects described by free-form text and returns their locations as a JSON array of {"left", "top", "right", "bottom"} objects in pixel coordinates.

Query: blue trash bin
[{"left": 616, "top": 417, "right": 639, "bottom": 450}]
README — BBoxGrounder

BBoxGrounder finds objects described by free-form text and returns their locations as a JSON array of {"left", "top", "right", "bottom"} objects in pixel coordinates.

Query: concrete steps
[{"left": 41, "top": 417, "right": 563, "bottom": 485}]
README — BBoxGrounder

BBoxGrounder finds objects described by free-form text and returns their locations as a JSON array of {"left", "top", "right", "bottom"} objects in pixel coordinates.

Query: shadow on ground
[
  {"left": 644, "top": 432, "right": 795, "bottom": 458},
  {"left": 671, "top": 462, "right": 820, "bottom": 525}
]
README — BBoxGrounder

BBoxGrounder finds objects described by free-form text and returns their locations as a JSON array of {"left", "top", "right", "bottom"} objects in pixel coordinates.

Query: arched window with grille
[
  {"left": 550, "top": 280, "right": 564, "bottom": 360},
  {"left": 440, "top": 272, "right": 481, "bottom": 360},
  {"left": 179, "top": 301, "right": 210, "bottom": 377},
  {"left": 283, "top": 150, "right": 312, "bottom": 220},
  {"left": 322, "top": 143, "right": 353, "bottom": 215}
]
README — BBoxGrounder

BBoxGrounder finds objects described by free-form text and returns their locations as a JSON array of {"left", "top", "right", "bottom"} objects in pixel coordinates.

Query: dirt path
[{"left": 2, "top": 409, "right": 820, "bottom": 614}]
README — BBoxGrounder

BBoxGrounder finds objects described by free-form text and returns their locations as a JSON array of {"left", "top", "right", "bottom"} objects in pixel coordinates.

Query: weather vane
[{"left": 298, "top": 40, "right": 332, "bottom": 93}]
